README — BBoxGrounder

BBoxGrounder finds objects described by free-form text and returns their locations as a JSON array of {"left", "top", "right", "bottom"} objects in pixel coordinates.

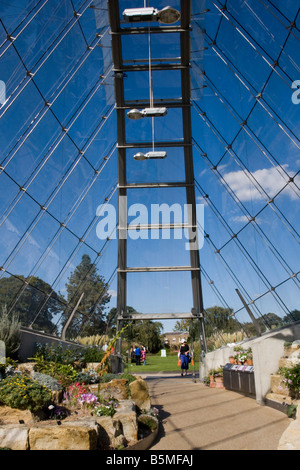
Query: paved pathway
[{"left": 139, "top": 373, "right": 291, "bottom": 451}]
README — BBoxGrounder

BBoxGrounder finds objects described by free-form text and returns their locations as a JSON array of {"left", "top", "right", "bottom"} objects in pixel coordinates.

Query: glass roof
[{"left": 0, "top": 0, "right": 299, "bottom": 336}]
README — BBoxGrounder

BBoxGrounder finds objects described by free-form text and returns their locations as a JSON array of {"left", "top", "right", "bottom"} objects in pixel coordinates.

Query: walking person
[
  {"left": 141, "top": 345, "right": 146, "bottom": 365},
  {"left": 134, "top": 345, "right": 141, "bottom": 365},
  {"left": 178, "top": 339, "right": 190, "bottom": 376}
]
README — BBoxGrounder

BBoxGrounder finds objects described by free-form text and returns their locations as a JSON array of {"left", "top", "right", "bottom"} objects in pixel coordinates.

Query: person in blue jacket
[
  {"left": 134, "top": 345, "right": 141, "bottom": 365},
  {"left": 178, "top": 339, "right": 190, "bottom": 376}
]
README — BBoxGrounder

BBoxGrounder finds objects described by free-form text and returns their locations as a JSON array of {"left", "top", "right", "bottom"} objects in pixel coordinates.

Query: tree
[
  {"left": 124, "top": 319, "right": 163, "bottom": 353},
  {"left": 203, "top": 306, "right": 240, "bottom": 338},
  {"left": 0, "top": 275, "right": 63, "bottom": 333},
  {"left": 63, "top": 254, "right": 111, "bottom": 337},
  {"left": 0, "top": 305, "right": 21, "bottom": 358}
]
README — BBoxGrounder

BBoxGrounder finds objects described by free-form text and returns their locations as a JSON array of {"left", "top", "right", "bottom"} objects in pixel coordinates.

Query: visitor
[
  {"left": 141, "top": 345, "right": 146, "bottom": 365},
  {"left": 178, "top": 339, "right": 190, "bottom": 376},
  {"left": 134, "top": 345, "right": 141, "bottom": 365}
]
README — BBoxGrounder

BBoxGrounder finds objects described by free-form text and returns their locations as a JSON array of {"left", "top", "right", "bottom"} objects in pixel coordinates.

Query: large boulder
[
  {"left": 114, "top": 400, "right": 138, "bottom": 445},
  {"left": 129, "top": 379, "right": 151, "bottom": 412},
  {"left": 96, "top": 415, "right": 126, "bottom": 449},
  {"left": 28, "top": 419, "right": 98, "bottom": 450},
  {"left": 97, "top": 379, "right": 128, "bottom": 400},
  {"left": 0, "top": 424, "right": 29, "bottom": 450},
  {"left": 0, "top": 405, "right": 33, "bottom": 425}
]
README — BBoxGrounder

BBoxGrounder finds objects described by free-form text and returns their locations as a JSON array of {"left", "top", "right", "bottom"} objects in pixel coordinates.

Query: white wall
[{"left": 200, "top": 321, "right": 300, "bottom": 405}]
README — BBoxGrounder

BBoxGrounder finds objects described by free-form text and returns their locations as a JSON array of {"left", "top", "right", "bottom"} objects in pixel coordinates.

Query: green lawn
[{"left": 123, "top": 353, "right": 199, "bottom": 374}]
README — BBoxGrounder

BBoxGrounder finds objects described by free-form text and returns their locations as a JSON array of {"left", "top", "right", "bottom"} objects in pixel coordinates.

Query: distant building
[{"left": 163, "top": 331, "right": 188, "bottom": 348}]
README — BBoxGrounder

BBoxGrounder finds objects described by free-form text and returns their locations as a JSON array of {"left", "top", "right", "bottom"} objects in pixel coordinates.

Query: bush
[
  {"left": 279, "top": 365, "right": 300, "bottom": 398},
  {"left": 75, "top": 369, "right": 99, "bottom": 384},
  {"left": 33, "top": 343, "right": 85, "bottom": 366},
  {"left": 33, "top": 357, "right": 77, "bottom": 388},
  {"left": 0, "top": 375, "right": 52, "bottom": 412},
  {"left": 0, "top": 306, "right": 21, "bottom": 358},
  {"left": 33, "top": 372, "right": 62, "bottom": 391}
]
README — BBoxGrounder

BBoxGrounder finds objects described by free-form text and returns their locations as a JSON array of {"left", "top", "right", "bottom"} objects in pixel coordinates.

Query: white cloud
[
  {"left": 223, "top": 165, "right": 300, "bottom": 202},
  {"left": 108, "top": 289, "right": 117, "bottom": 298}
]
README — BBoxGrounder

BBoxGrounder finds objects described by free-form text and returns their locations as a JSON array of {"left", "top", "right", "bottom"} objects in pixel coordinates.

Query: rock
[
  {"left": 0, "top": 424, "right": 29, "bottom": 450},
  {"left": 16, "top": 363, "right": 36, "bottom": 378},
  {"left": 96, "top": 415, "right": 125, "bottom": 449},
  {"left": 278, "top": 415, "right": 300, "bottom": 450},
  {"left": 270, "top": 374, "right": 292, "bottom": 397},
  {"left": 98, "top": 379, "right": 128, "bottom": 400},
  {"left": 0, "top": 406, "right": 33, "bottom": 425},
  {"left": 28, "top": 419, "right": 98, "bottom": 450},
  {"left": 129, "top": 378, "right": 151, "bottom": 412},
  {"left": 114, "top": 400, "right": 138, "bottom": 445}
]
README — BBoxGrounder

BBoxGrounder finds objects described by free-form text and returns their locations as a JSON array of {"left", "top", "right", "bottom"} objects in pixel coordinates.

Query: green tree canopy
[
  {"left": 63, "top": 254, "right": 111, "bottom": 338},
  {"left": 124, "top": 319, "right": 163, "bottom": 353},
  {"left": 0, "top": 275, "right": 63, "bottom": 333},
  {"left": 203, "top": 306, "right": 240, "bottom": 338}
]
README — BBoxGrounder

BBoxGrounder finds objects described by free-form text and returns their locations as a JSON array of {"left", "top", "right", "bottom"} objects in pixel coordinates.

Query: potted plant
[{"left": 208, "top": 367, "right": 224, "bottom": 388}]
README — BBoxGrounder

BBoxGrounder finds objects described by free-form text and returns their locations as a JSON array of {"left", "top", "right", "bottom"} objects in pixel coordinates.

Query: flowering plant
[
  {"left": 77, "top": 393, "right": 99, "bottom": 408},
  {"left": 233, "top": 346, "right": 252, "bottom": 364},
  {"left": 279, "top": 365, "right": 300, "bottom": 398},
  {"left": 63, "top": 382, "right": 88, "bottom": 408},
  {"left": 95, "top": 398, "right": 118, "bottom": 417}
]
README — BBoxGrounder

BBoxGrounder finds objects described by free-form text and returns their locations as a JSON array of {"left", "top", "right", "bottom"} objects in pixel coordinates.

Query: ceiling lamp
[
  {"left": 127, "top": 107, "right": 167, "bottom": 120},
  {"left": 157, "top": 6, "right": 181, "bottom": 24},
  {"left": 133, "top": 151, "right": 167, "bottom": 160},
  {"left": 123, "top": 6, "right": 180, "bottom": 24}
]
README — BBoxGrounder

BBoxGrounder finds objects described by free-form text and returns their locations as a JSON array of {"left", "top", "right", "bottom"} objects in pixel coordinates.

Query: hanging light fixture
[
  {"left": 127, "top": 107, "right": 167, "bottom": 119},
  {"left": 123, "top": 6, "right": 180, "bottom": 24},
  {"left": 133, "top": 151, "right": 167, "bottom": 160}
]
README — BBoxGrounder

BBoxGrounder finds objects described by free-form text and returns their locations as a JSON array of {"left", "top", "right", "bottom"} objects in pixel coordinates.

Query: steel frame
[{"left": 108, "top": 0, "right": 207, "bottom": 361}]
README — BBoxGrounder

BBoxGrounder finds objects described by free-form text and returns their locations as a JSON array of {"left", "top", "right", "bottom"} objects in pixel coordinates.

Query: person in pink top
[{"left": 141, "top": 346, "right": 146, "bottom": 365}]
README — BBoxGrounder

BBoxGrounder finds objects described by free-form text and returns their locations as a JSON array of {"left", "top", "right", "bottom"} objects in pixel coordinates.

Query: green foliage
[
  {"left": 34, "top": 343, "right": 85, "bottom": 366},
  {"left": 75, "top": 369, "right": 100, "bottom": 384},
  {"left": 0, "top": 276, "right": 63, "bottom": 334},
  {"left": 279, "top": 365, "right": 300, "bottom": 398},
  {"left": 138, "top": 414, "right": 158, "bottom": 431},
  {"left": 33, "top": 357, "right": 77, "bottom": 388},
  {"left": 95, "top": 399, "right": 118, "bottom": 417},
  {"left": 83, "top": 346, "right": 103, "bottom": 363},
  {"left": 0, "top": 305, "right": 21, "bottom": 357},
  {"left": 125, "top": 319, "right": 163, "bottom": 353},
  {"left": 63, "top": 254, "right": 111, "bottom": 337},
  {"left": 0, "top": 375, "right": 52, "bottom": 412},
  {"left": 33, "top": 372, "right": 62, "bottom": 391}
]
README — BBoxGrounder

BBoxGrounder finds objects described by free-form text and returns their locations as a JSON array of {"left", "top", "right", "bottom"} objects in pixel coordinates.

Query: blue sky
[{"left": 0, "top": 0, "right": 299, "bottom": 334}]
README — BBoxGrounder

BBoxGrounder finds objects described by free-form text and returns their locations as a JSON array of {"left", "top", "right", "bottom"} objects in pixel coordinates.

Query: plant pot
[
  {"left": 229, "top": 357, "right": 236, "bottom": 364},
  {"left": 214, "top": 376, "right": 223, "bottom": 384}
]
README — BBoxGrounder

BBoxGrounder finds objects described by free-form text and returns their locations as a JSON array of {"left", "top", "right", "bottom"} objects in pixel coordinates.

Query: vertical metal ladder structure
[{"left": 108, "top": 0, "right": 207, "bottom": 367}]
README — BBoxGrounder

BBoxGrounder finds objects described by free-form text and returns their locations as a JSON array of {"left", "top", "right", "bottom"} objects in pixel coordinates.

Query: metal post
[
  {"left": 61, "top": 292, "right": 84, "bottom": 340},
  {"left": 235, "top": 289, "right": 262, "bottom": 336}
]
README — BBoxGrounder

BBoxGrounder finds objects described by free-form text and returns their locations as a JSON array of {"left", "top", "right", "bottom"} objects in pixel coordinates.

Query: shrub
[
  {"left": 83, "top": 346, "right": 104, "bottom": 363},
  {"left": 0, "top": 306, "right": 21, "bottom": 358},
  {"left": 75, "top": 369, "right": 99, "bottom": 384},
  {"left": 279, "top": 365, "right": 300, "bottom": 398},
  {"left": 33, "top": 372, "right": 62, "bottom": 391},
  {"left": 33, "top": 343, "right": 85, "bottom": 367},
  {"left": 0, "top": 375, "right": 52, "bottom": 412},
  {"left": 33, "top": 357, "right": 77, "bottom": 388}
]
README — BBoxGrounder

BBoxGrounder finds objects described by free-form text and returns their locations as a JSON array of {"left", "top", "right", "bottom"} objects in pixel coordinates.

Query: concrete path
[{"left": 139, "top": 373, "right": 292, "bottom": 451}]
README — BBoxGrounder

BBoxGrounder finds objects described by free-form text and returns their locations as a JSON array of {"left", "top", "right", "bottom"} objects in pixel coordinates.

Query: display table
[{"left": 223, "top": 363, "right": 256, "bottom": 397}]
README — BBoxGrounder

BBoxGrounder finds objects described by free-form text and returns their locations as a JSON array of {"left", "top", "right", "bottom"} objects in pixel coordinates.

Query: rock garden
[{"left": 0, "top": 343, "right": 159, "bottom": 450}]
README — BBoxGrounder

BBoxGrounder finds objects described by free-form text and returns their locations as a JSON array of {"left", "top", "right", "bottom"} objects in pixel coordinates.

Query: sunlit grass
[{"left": 123, "top": 352, "right": 199, "bottom": 373}]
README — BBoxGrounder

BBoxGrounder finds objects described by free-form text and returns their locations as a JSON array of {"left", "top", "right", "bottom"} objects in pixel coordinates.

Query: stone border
[{"left": 126, "top": 425, "right": 159, "bottom": 451}]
